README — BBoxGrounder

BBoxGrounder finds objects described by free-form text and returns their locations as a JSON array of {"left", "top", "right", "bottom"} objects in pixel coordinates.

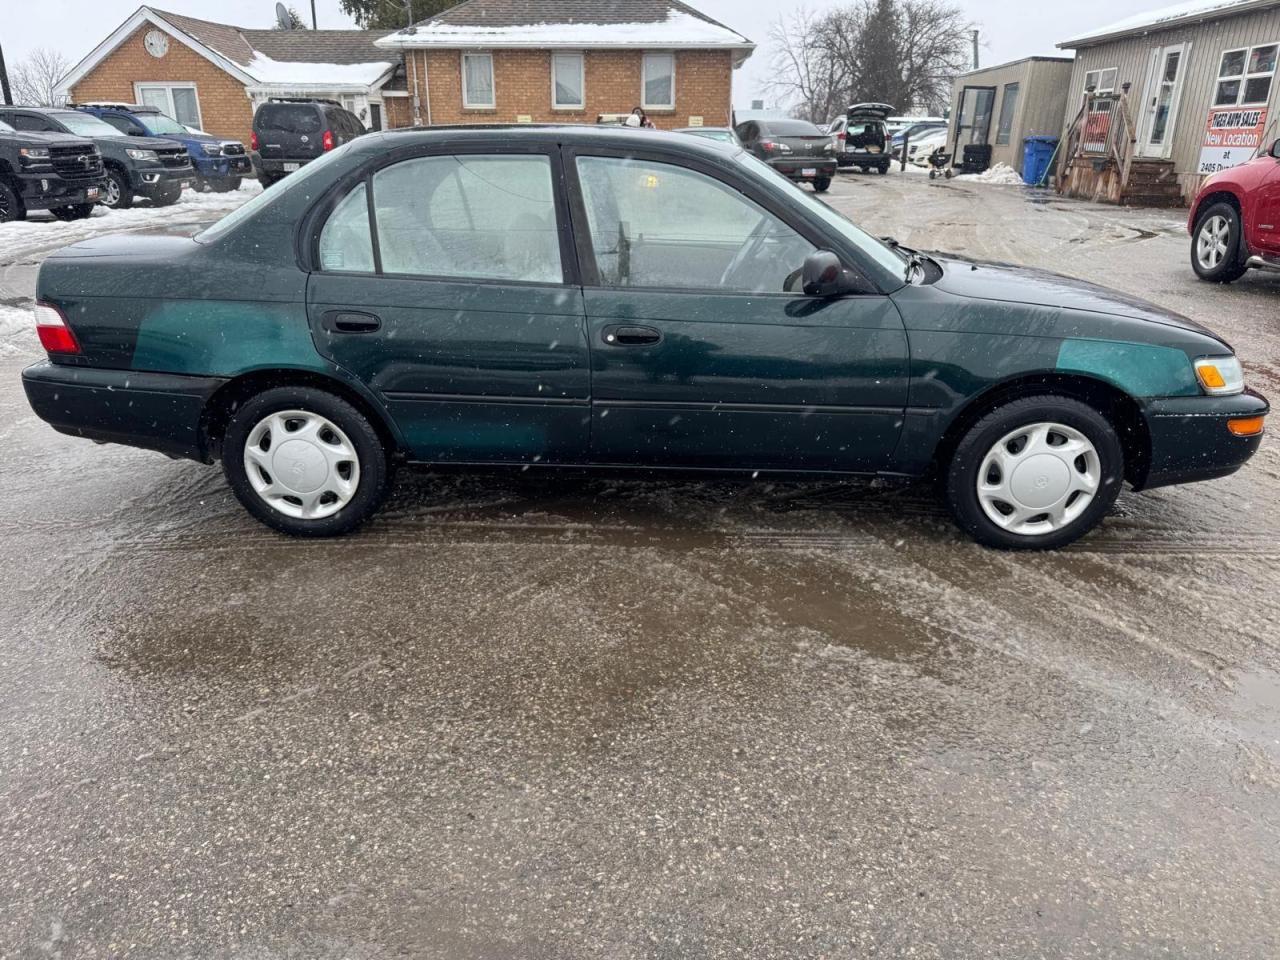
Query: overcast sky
[{"left": 5, "top": 0, "right": 1161, "bottom": 107}]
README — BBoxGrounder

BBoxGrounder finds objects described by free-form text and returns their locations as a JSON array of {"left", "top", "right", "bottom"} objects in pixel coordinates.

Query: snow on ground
[
  {"left": 0, "top": 181, "right": 262, "bottom": 264},
  {"left": 954, "top": 162, "right": 1026, "bottom": 186},
  {"left": 0, "top": 305, "right": 38, "bottom": 357}
]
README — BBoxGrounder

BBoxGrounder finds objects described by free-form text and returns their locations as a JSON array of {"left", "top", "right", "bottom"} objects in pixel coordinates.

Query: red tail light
[
  {"left": 837, "top": 132, "right": 846, "bottom": 141},
  {"left": 760, "top": 140, "right": 776, "bottom": 152},
  {"left": 34, "top": 302, "right": 80, "bottom": 355},
  {"left": 322, "top": 129, "right": 335, "bottom": 151},
  {"left": 250, "top": 130, "right": 259, "bottom": 151}
]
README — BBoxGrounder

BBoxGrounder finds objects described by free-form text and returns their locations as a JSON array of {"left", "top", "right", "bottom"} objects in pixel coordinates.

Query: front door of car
[
  {"left": 306, "top": 148, "right": 590, "bottom": 463},
  {"left": 1253, "top": 149, "right": 1280, "bottom": 254},
  {"left": 565, "top": 150, "right": 909, "bottom": 472}
]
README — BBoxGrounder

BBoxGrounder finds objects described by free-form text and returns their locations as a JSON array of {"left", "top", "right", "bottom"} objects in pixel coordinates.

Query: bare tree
[
  {"left": 11, "top": 48, "right": 70, "bottom": 107},
  {"left": 764, "top": 0, "right": 970, "bottom": 120}
]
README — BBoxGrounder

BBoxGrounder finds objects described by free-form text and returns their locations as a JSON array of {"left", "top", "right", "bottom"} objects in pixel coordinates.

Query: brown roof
[
  {"left": 416, "top": 0, "right": 740, "bottom": 31},
  {"left": 152, "top": 8, "right": 391, "bottom": 68}
]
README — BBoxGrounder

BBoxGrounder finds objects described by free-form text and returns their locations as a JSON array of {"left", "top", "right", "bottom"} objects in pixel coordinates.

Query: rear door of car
[
  {"left": 305, "top": 142, "right": 590, "bottom": 464},
  {"left": 564, "top": 145, "right": 909, "bottom": 472}
]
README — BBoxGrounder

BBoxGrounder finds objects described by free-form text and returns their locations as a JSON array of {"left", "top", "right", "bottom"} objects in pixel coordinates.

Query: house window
[
  {"left": 1083, "top": 67, "right": 1118, "bottom": 93},
  {"left": 995, "top": 82, "right": 1020, "bottom": 144},
  {"left": 462, "top": 53, "right": 495, "bottom": 109},
  {"left": 1215, "top": 44, "right": 1277, "bottom": 106},
  {"left": 552, "top": 53, "right": 584, "bottom": 109},
  {"left": 135, "top": 83, "right": 201, "bottom": 129},
  {"left": 642, "top": 53, "right": 675, "bottom": 109}
]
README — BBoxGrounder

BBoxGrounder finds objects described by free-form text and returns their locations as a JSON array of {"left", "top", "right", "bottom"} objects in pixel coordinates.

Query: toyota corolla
[{"left": 20, "top": 127, "right": 1268, "bottom": 548}]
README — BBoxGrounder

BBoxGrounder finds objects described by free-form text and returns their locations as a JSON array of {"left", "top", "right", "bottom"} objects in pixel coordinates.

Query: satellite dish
[{"left": 275, "top": 1, "right": 292, "bottom": 29}]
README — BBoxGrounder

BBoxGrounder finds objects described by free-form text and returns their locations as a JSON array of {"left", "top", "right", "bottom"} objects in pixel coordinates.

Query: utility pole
[
  {"left": 0, "top": 41, "right": 12, "bottom": 106},
  {"left": 971, "top": 29, "right": 979, "bottom": 70},
  {"left": 310, "top": 0, "right": 317, "bottom": 29}
]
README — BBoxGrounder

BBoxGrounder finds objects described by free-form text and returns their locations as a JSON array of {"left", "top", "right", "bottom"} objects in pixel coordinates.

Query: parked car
[
  {"left": 74, "top": 103, "right": 252, "bottom": 193},
  {"left": 735, "top": 118, "right": 837, "bottom": 191},
  {"left": 252, "top": 98, "right": 366, "bottom": 187},
  {"left": 675, "top": 126, "right": 742, "bottom": 146},
  {"left": 20, "top": 127, "right": 1268, "bottom": 548},
  {"left": 826, "top": 115, "right": 855, "bottom": 168},
  {"left": 0, "top": 118, "right": 106, "bottom": 222},
  {"left": 905, "top": 128, "right": 949, "bottom": 165},
  {"left": 891, "top": 120, "right": 947, "bottom": 158},
  {"left": 1188, "top": 138, "right": 1280, "bottom": 283},
  {"left": 0, "top": 106, "right": 192, "bottom": 209},
  {"left": 843, "top": 103, "right": 894, "bottom": 174}
]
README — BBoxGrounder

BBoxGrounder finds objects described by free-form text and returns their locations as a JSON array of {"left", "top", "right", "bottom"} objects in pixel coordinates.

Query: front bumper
[
  {"left": 193, "top": 154, "right": 254, "bottom": 178},
  {"left": 129, "top": 165, "right": 195, "bottom": 194},
  {"left": 15, "top": 172, "right": 107, "bottom": 209},
  {"left": 766, "top": 158, "right": 838, "bottom": 180},
  {"left": 22, "top": 361, "right": 227, "bottom": 462},
  {"left": 1136, "top": 388, "right": 1269, "bottom": 489}
]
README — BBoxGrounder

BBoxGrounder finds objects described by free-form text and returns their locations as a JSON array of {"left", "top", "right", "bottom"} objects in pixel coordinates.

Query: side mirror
[
  {"left": 802, "top": 250, "right": 860, "bottom": 297},
  {"left": 1271, "top": 139, "right": 1280, "bottom": 159}
]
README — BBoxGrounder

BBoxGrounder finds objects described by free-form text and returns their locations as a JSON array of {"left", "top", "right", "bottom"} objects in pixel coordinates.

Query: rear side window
[
  {"left": 316, "top": 154, "right": 563, "bottom": 284},
  {"left": 257, "top": 104, "right": 322, "bottom": 133}
]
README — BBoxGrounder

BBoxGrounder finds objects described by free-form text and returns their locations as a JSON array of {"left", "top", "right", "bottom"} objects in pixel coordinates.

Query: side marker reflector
[{"left": 1227, "top": 417, "right": 1265, "bottom": 437}]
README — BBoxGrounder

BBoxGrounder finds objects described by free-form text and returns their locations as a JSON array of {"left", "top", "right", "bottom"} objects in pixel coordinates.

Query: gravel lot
[{"left": 1, "top": 170, "right": 1278, "bottom": 959}]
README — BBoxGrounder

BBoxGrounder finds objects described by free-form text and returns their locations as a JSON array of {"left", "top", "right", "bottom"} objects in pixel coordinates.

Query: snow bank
[
  {"left": 246, "top": 54, "right": 394, "bottom": 87},
  {"left": 0, "top": 305, "right": 38, "bottom": 357},
  {"left": 1062, "top": 0, "right": 1253, "bottom": 46},
  {"left": 0, "top": 181, "right": 262, "bottom": 264},
  {"left": 380, "top": 11, "right": 751, "bottom": 47},
  {"left": 954, "top": 162, "right": 1025, "bottom": 185}
]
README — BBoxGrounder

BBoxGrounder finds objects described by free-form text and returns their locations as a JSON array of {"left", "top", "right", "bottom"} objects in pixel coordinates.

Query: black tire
[
  {"left": 1190, "top": 201, "right": 1248, "bottom": 283},
  {"left": 102, "top": 168, "right": 132, "bottom": 209},
  {"left": 151, "top": 183, "right": 182, "bottom": 206},
  {"left": 202, "top": 176, "right": 241, "bottom": 193},
  {"left": 258, "top": 171, "right": 281, "bottom": 189},
  {"left": 221, "top": 386, "right": 393, "bottom": 537},
  {"left": 813, "top": 176, "right": 832, "bottom": 193},
  {"left": 50, "top": 203, "right": 96, "bottom": 221},
  {"left": 0, "top": 179, "right": 26, "bottom": 222},
  {"left": 878, "top": 163, "right": 890, "bottom": 175},
  {"left": 944, "top": 395, "right": 1124, "bottom": 550}
]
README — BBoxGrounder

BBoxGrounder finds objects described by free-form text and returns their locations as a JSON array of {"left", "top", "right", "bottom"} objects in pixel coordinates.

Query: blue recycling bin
[{"left": 1022, "top": 136, "right": 1059, "bottom": 185}]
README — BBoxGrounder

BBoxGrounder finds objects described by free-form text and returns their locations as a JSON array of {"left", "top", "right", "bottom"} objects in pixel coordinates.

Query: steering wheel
[{"left": 719, "top": 226, "right": 773, "bottom": 289}]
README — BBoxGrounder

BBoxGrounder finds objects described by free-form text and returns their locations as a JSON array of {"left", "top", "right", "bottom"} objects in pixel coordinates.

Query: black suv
[
  {"left": 252, "top": 98, "right": 365, "bottom": 187},
  {"left": 0, "top": 118, "right": 106, "bottom": 222},
  {"left": 0, "top": 106, "right": 193, "bottom": 209}
]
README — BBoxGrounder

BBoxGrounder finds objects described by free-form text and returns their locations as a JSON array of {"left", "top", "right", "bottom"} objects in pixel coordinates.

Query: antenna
[{"left": 275, "top": 1, "right": 292, "bottom": 29}]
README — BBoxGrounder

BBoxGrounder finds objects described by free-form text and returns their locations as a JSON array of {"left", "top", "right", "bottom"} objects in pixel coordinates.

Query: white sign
[{"left": 1197, "top": 106, "right": 1268, "bottom": 174}]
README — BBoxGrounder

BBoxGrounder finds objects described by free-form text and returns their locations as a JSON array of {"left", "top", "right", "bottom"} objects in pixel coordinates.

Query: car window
[
  {"left": 318, "top": 181, "right": 375, "bottom": 273},
  {"left": 257, "top": 104, "right": 322, "bottom": 133},
  {"left": 54, "top": 112, "right": 122, "bottom": 137},
  {"left": 11, "top": 113, "right": 58, "bottom": 133},
  {"left": 575, "top": 156, "right": 816, "bottom": 294},
  {"left": 101, "top": 114, "right": 146, "bottom": 135},
  {"left": 371, "top": 154, "right": 562, "bottom": 284}
]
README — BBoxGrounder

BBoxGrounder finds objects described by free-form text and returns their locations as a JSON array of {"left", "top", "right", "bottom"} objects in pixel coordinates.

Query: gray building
[
  {"left": 1057, "top": 0, "right": 1280, "bottom": 204},
  {"left": 945, "top": 57, "right": 1075, "bottom": 174}
]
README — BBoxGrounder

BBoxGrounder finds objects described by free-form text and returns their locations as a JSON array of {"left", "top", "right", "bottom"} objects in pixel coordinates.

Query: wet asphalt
[{"left": 1, "top": 172, "right": 1279, "bottom": 958}]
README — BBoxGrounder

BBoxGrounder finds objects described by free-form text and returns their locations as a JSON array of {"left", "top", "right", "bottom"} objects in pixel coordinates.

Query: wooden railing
[{"left": 1057, "top": 88, "right": 1139, "bottom": 194}]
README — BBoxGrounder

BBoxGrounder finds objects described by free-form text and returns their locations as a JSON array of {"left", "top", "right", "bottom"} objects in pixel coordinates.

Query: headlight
[
  {"left": 19, "top": 146, "right": 51, "bottom": 160},
  {"left": 201, "top": 142, "right": 222, "bottom": 156},
  {"left": 1194, "top": 356, "right": 1245, "bottom": 395},
  {"left": 126, "top": 148, "right": 159, "bottom": 161}
]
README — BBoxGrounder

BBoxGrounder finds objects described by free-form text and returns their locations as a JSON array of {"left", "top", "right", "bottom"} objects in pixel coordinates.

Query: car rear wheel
[
  {"left": 1191, "top": 202, "right": 1247, "bottom": 283},
  {"left": 50, "top": 203, "right": 96, "bottom": 221},
  {"left": 222, "top": 387, "right": 392, "bottom": 537},
  {"left": 813, "top": 176, "right": 832, "bottom": 192},
  {"left": 944, "top": 396, "right": 1124, "bottom": 550},
  {"left": 0, "top": 180, "right": 25, "bottom": 222},
  {"left": 151, "top": 183, "right": 182, "bottom": 206},
  {"left": 203, "top": 176, "right": 242, "bottom": 193}
]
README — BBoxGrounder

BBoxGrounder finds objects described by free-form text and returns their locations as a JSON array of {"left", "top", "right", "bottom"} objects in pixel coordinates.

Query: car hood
[
  {"left": 930, "top": 254, "right": 1226, "bottom": 344},
  {"left": 2, "top": 131, "right": 95, "bottom": 149}
]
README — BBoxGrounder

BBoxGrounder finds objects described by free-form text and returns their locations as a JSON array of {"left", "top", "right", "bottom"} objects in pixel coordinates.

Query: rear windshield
[
  {"left": 256, "top": 104, "right": 322, "bottom": 134},
  {"left": 763, "top": 120, "right": 823, "bottom": 136}
]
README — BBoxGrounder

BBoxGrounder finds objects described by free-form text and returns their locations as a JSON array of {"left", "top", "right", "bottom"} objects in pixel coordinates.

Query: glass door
[{"left": 1139, "top": 45, "right": 1189, "bottom": 158}]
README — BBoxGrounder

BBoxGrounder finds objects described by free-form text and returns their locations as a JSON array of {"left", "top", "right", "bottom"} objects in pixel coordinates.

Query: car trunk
[
  {"left": 255, "top": 105, "right": 324, "bottom": 162},
  {"left": 774, "top": 134, "right": 830, "bottom": 159}
]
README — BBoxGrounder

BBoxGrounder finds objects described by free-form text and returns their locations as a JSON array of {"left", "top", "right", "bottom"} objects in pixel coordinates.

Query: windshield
[
  {"left": 55, "top": 112, "right": 125, "bottom": 137},
  {"left": 140, "top": 112, "right": 189, "bottom": 135},
  {"left": 735, "top": 152, "right": 905, "bottom": 280}
]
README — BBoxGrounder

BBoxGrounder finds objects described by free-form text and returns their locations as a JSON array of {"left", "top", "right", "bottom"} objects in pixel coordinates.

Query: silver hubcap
[
  {"left": 1196, "top": 214, "right": 1230, "bottom": 269},
  {"left": 977, "top": 422, "right": 1101, "bottom": 536},
  {"left": 243, "top": 410, "right": 360, "bottom": 520},
  {"left": 103, "top": 177, "right": 121, "bottom": 207}
]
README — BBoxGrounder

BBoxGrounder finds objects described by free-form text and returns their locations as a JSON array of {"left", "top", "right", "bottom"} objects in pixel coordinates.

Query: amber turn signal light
[{"left": 1227, "top": 417, "right": 1265, "bottom": 437}]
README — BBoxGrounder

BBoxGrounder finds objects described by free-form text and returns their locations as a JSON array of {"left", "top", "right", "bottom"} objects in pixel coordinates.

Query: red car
[{"left": 1189, "top": 138, "right": 1280, "bottom": 282}]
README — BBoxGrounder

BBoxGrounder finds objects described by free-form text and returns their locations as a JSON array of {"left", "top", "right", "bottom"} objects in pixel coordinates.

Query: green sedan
[{"left": 21, "top": 126, "right": 1268, "bottom": 548}]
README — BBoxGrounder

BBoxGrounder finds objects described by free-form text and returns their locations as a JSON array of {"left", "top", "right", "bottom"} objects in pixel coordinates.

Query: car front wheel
[
  {"left": 222, "top": 386, "right": 392, "bottom": 536},
  {"left": 1191, "top": 202, "right": 1247, "bottom": 282},
  {"left": 0, "top": 180, "right": 25, "bottom": 222},
  {"left": 944, "top": 396, "right": 1124, "bottom": 550},
  {"left": 50, "top": 203, "right": 96, "bottom": 221},
  {"left": 101, "top": 169, "right": 132, "bottom": 209}
]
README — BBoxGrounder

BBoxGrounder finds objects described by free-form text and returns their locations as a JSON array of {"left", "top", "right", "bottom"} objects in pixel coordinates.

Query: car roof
[{"left": 351, "top": 124, "right": 742, "bottom": 158}]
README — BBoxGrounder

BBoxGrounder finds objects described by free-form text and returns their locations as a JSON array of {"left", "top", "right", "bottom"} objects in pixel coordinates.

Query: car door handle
[
  {"left": 602, "top": 324, "right": 662, "bottom": 346},
  {"left": 322, "top": 310, "right": 381, "bottom": 334}
]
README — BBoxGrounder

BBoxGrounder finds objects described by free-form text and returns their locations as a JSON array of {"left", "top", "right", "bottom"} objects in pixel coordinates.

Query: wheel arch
[
  {"left": 931, "top": 372, "right": 1151, "bottom": 487},
  {"left": 1190, "top": 189, "right": 1241, "bottom": 229},
  {"left": 199, "top": 367, "right": 405, "bottom": 463}
]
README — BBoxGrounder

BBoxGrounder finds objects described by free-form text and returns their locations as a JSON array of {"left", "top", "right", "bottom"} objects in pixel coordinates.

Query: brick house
[
  {"left": 55, "top": 0, "right": 753, "bottom": 146},
  {"left": 375, "top": 0, "right": 755, "bottom": 129}
]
